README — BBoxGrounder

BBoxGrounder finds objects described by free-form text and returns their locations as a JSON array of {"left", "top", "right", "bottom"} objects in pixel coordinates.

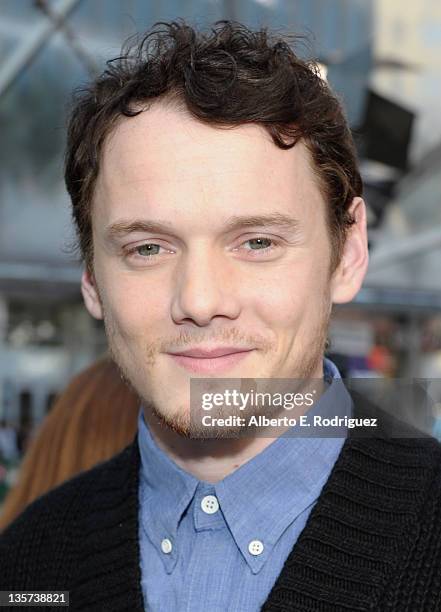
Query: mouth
[{"left": 166, "top": 348, "right": 255, "bottom": 374}]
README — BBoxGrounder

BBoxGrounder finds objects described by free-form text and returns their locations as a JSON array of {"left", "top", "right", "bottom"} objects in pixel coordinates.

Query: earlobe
[
  {"left": 81, "top": 267, "right": 104, "bottom": 320},
  {"left": 331, "top": 197, "right": 369, "bottom": 304}
]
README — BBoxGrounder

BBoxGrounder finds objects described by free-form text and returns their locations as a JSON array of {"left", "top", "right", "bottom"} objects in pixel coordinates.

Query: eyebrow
[{"left": 105, "top": 213, "right": 301, "bottom": 242}]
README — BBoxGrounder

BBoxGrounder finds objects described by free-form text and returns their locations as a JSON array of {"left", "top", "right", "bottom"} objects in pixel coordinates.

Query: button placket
[{"left": 193, "top": 485, "right": 225, "bottom": 531}]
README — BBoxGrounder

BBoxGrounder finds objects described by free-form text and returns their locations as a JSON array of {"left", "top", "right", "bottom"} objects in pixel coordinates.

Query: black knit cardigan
[{"left": 2, "top": 393, "right": 441, "bottom": 611}]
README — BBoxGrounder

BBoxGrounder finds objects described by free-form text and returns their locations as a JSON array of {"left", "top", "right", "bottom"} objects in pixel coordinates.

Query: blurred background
[{"left": 1, "top": 0, "right": 441, "bottom": 500}]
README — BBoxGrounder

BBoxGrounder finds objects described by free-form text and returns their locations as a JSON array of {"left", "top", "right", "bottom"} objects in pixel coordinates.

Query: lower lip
[{"left": 168, "top": 351, "right": 254, "bottom": 374}]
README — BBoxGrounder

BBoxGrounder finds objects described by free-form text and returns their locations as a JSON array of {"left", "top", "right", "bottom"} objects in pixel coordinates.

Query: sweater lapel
[
  {"left": 74, "top": 441, "right": 145, "bottom": 611},
  {"left": 261, "top": 392, "right": 435, "bottom": 611}
]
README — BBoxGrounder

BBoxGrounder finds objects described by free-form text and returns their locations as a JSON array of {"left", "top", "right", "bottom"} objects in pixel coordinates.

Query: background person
[{"left": 0, "top": 356, "right": 139, "bottom": 531}]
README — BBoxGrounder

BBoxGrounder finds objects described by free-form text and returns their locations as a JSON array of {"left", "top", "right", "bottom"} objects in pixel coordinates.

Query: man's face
[{"left": 82, "top": 103, "right": 366, "bottom": 436}]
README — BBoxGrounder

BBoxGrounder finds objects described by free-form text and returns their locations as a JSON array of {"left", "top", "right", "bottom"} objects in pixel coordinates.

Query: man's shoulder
[
  {"left": 0, "top": 440, "right": 139, "bottom": 589},
  {"left": 2, "top": 440, "right": 138, "bottom": 530},
  {"left": 342, "top": 413, "right": 441, "bottom": 516},
  {"left": 349, "top": 386, "right": 436, "bottom": 440},
  {"left": 346, "top": 431, "right": 441, "bottom": 467}
]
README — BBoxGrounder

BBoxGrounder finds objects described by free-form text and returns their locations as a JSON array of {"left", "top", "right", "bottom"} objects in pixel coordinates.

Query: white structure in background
[{"left": 373, "top": 0, "right": 441, "bottom": 163}]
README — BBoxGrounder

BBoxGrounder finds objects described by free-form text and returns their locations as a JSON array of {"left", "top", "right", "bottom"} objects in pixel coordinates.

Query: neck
[{"left": 144, "top": 360, "right": 325, "bottom": 483}]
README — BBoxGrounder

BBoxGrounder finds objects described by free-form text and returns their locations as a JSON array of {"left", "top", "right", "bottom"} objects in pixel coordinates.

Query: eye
[
  {"left": 125, "top": 242, "right": 174, "bottom": 263},
  {"left": 235, "top": 236, "right": 280, "bottom": 257},
  {"left": 244, "top": 237, "right": 273, "bottom": 251},
  {"left": 133, "top": 243, "right": 161, "bottom": 257}
]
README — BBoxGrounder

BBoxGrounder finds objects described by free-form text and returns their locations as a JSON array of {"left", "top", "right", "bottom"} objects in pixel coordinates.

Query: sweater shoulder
[
  {"left": 0, "top": 441, "right": 138, "bottom": 589},
  {"left": 262, "top": 434, "right": 441, "bottom": 611}
]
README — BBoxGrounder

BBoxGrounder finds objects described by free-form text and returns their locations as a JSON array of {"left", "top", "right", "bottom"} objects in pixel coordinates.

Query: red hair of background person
[{"left": 0, "top": 357, "right": 140, "bottom": 531}]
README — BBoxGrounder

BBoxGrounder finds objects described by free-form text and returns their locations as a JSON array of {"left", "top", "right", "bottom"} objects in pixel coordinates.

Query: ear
[
  {"left": 81, "top": 267, "right": 104, "bottom": 320},
  {"left": 331, "top": 197, "right": 369, "bottom": 304}
]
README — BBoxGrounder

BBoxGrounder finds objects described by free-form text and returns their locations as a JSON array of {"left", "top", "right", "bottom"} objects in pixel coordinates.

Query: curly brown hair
[{"left": 64, "top": 20, "right": 361, "bottom": 273}]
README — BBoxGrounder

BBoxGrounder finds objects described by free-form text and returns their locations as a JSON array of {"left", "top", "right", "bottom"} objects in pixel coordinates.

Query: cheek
[
  {"left": 250, "top": 260, "right": 329, "bottom": 327},
  {"left": 98, "top": 272, "right": 167, "bottom": 342}
]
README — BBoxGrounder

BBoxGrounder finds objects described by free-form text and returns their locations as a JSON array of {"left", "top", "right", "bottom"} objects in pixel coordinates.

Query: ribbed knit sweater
[{"left": 1, "top": 393, "right": 441, "bottom": 611}]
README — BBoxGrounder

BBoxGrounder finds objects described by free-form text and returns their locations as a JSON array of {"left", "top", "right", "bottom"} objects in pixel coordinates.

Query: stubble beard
[{"left": 102, "top": 303, "right": 331, "bottom": 440}]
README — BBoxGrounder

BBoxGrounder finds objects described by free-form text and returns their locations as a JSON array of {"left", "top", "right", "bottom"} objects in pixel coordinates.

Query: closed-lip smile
[
  {"left": 168, "top": 346, "right": 254, "bottom": 358},
  {"left": 166, "top": 346, "right": 255, "bottom": 374}
]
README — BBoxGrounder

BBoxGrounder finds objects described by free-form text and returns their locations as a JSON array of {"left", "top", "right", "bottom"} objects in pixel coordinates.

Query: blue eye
[
  {"left": 135, "top": 243, "right": 161, "bottom": 256},
  {"left": 246, "top": 238, "right": 272, "bottom": 250}
]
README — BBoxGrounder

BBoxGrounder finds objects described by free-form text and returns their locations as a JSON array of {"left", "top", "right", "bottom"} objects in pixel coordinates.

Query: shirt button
[
  {"left": 248, "top": 539, "right": 264, "bottom": 556},
  {"left": 161, "top": 538, "right": 173, "bottom": 554},
  {"left": 201, "top": 494, "right": 219, "bottom": 514}
]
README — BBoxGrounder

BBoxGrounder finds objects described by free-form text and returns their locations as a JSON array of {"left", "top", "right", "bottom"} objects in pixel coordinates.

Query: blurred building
[{"left": 342, "top": 0, "right": 441, "bottom": 383}]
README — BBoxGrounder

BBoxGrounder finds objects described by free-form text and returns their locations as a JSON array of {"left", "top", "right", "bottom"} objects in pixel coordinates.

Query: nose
[{"left": 171, "top": 245, "right": 241, "bottom": 327}]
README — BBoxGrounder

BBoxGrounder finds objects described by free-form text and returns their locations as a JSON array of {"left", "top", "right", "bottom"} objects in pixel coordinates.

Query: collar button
[
  {"left": 248, "top": 539, "right": 264, "bottom": 556},
  {"left": 201, "top": 494, "right": 219, "bottom": 514},
  {"left": 161, "top": 538, "right": 173, "bottom": 554}
]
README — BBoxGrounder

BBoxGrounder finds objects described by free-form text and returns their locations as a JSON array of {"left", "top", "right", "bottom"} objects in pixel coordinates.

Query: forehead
[{"left": 94, "top": 102, "right": 325, "bottom": 228}]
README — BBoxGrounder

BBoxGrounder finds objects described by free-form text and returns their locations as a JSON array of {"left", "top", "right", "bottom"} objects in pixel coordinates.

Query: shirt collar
[{"left": 138, "top": 357, "right": 351, "bottom": 573}]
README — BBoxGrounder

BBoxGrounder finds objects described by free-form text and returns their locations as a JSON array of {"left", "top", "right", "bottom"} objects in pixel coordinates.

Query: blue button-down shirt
[{"left": 138, "top": 358, "right": 352, "bottom": 611}]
